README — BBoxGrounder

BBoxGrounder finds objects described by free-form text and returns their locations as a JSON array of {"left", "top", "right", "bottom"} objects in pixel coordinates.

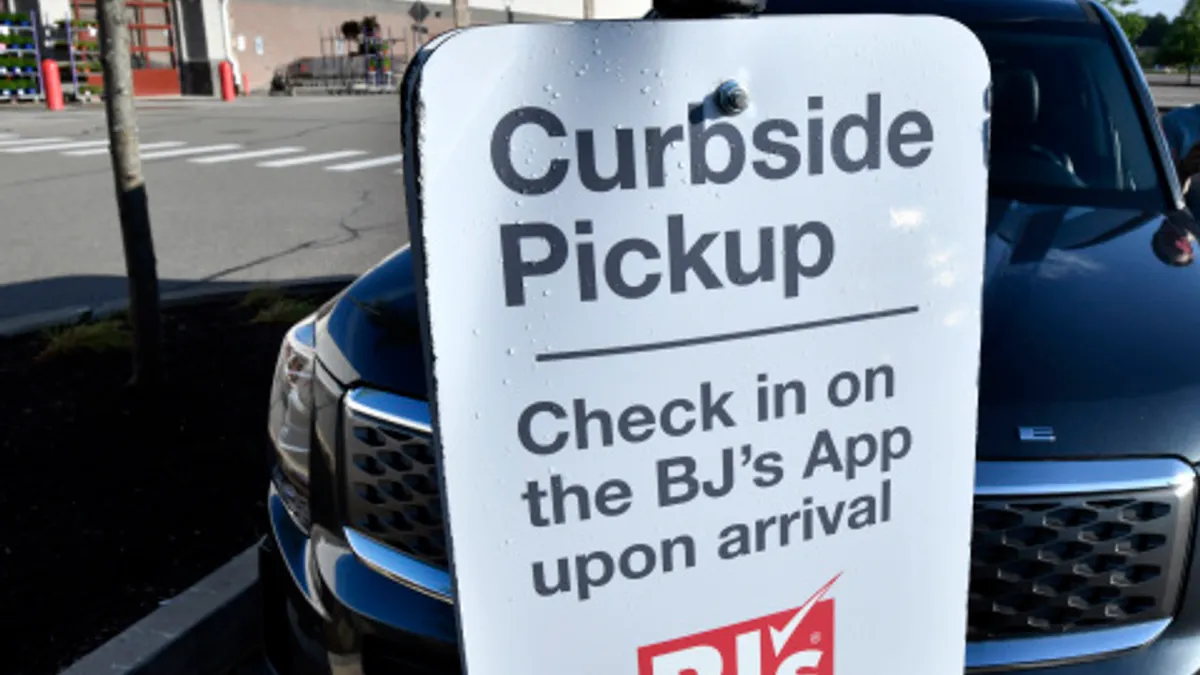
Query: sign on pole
[
  {"left": 402, "top": 16, "right": 990, "bottom": 675},
  {"left": 409, "top": 0, "right": 431, "bottom": 24}
]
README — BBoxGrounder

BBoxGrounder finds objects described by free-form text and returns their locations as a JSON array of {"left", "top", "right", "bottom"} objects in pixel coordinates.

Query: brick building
[{"left": 2, "top": 0, "right": 649, "bottom": 96}]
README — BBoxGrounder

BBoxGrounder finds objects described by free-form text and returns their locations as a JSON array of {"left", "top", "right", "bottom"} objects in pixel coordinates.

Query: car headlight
[{"left": 268, "top": 314, "right": 316, "bottom": 529}]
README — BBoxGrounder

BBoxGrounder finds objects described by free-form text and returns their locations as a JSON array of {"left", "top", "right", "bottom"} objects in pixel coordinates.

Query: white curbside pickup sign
[{"left": 402, "top": 15, "right": 990, "bottom": 675}]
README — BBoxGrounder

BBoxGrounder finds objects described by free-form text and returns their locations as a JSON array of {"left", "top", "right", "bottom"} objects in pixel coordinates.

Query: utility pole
[
  {"left": 97, "top": 0, "right": 164, "bottom": 390},
  {"left": 583, "top": 0, "right": 595, "bottom": 19},
  {"left": 453, "top": 0, "right": 470, "bottom": 28}
]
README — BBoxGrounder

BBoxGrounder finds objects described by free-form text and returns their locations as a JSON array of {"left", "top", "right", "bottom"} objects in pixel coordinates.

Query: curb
[
  {"left": 60, "top": 545, "right": 261, "bottom": 675},
  {"left": 0, "top": 304, "right": 92, "bottom": 338},
  {"left": 0, "top": 275, "right": 355, "bottom": 339}
]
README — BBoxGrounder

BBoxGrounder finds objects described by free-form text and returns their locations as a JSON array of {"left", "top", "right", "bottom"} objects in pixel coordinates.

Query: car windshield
[{"left": 973, "top": 20, "right": 1164, "bottom": 211}]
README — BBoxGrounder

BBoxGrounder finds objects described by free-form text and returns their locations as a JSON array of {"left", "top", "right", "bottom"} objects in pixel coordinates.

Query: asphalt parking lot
[{"left": 0, "top": 95, "right": 408, "bottom": 322}]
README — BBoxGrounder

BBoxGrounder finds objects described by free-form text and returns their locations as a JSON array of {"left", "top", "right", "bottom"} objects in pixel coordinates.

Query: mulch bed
[{"left": 0, "top": 286, "right": 343, "bottom": 675}]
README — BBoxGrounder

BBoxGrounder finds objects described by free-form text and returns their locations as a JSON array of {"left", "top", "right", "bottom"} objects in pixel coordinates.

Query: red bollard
[
  {"left": 241, "top": 72, "right": 249, "bottom": 96},
  {"left": 42, "top": 59, "right": 63, "bottom": 111},
  {"left": 218, "top": 61, "right": 236, "bottom": 101}
]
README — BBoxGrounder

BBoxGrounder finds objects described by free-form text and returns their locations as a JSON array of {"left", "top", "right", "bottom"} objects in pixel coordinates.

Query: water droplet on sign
[
  {"left": 472, "top": 328, "right": 480, "bottom": 336},
  {"left": 542, "top": 289, "right": 552, "bottom": 297},
  {"left": 576, "top": 69, "right": 585, "bottom": 77},
  {"left": 653, "top": 100, "right": 660, "bottom": 106},
  {"left": 543, "top": 84, "right": 552, "bottom": 92},
  {"left": 553, "top": 92, "right": 561, "bottom": 99},
  {"left": 507, "top": 348, "right": 516, "bottom": 356},
  {"left": 641, "top": 86, "right": 650, "bottom": 94}
]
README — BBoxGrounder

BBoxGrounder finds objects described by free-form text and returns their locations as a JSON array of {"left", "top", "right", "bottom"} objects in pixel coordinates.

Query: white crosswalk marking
[
  {"left": 140, "top": 143, "right": 242, "bottom": 160},
  {"left": 189, "top": 146, "right": 305, "bottom": 164},
  {"left": 63, "top": 141, "right": 185, "bottom": 157},
  {"left": 325, "top": 153, "right": 403, "bottom": 172},
  {"left": 2, "top": 134, "right": 403, "bottom": 173},
  {"left": 0, "top": 137, "right": 67, "bottom": 147},
  {"left": 4, "top": 140, "right": 109, "bottom": 154},
  {"left": 258, "top": 150, "right": 366, "bottom": 168}
]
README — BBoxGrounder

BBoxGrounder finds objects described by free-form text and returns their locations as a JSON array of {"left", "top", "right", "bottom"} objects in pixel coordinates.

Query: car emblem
[{"left": 1018, "top": 426, "right": 1056, "bottom": 443}]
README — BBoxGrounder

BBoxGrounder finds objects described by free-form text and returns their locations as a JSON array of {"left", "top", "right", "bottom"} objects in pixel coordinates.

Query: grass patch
[
  {"left": 238, "top": 286, "right": 288, "bottom": 310},
  {"left": 252, "top": 297, "right": 318, "bottom": 325},
  {"left": 37, "top": 319, "right": 132, "bottom": 361}
]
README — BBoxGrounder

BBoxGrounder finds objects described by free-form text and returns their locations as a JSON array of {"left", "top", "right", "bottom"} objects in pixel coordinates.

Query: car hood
[
  {"left": 978, "top": 198, "right": 1200, "bottom": 462},
  {"left": 316, "top": 246, "right": 428, "bottom": 400},
  {"left": 319, "top": 199, "right": 1200, "bottom": 463}
]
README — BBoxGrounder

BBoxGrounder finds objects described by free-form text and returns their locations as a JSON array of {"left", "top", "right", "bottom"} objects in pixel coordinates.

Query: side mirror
[{"left": 1153, "top": 209, "right": 1197, "bottom": 267}]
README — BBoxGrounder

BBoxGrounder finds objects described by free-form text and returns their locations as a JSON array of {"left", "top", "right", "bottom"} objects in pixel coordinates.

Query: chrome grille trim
[
  {"left": 345, "top": 527, "right": 453, "bottom": 603},
  {"left": 975, "top": 459, "right": 1195, "bottom": 497},
  {"left": 965, "top": 618, "right": 1170, "bottom": 670},
  {"left": 345, "top": 388, "right": 432, "bottom": 435}
]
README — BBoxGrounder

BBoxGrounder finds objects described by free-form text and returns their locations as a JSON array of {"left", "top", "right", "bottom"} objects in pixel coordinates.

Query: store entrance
[{"left": 70, "top": 0, "right": 182, "bottom": 96}]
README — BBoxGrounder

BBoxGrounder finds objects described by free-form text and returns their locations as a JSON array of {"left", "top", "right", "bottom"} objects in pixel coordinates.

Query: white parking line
[
  {"left": 140, "top": 143, "right": 242, "bottom": 160},
  {"left": 325, "top": 153, "right": 404, "bottom": 172},
  {"left": 63, "top": 141, "right": 185, "bottom": 157},
  {"left": 0, "top": 137, "right": 67, "bottom": 147},
  {"left": 4, "top": 140, "right": 109, "bottom": 154},
  {"left": 189, "top": 146, "right": 305, "bottom": 164},
  {"left": 258, "top": 149, "right": 366, "bottom": 168}
]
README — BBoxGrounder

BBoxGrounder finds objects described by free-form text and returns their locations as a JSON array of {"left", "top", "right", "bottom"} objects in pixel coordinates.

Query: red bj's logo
[{"left": 638, "top": 574, "right": 840, "bottom": 675}]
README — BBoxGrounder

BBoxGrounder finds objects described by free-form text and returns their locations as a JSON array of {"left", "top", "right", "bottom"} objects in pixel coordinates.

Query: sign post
[
  {"left": 409, "top": 0, "right": 431, "bottom": 51},
  {"left": 403, "top": 16, "right": 990, "bottom": 675}
]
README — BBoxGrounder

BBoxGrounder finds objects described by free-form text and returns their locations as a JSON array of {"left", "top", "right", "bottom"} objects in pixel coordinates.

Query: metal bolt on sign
[{"left": 716, "top": 79, "right": 749, "bottom": 115}]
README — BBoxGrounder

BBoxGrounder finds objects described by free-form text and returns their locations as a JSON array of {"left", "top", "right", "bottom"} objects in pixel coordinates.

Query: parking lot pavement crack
[{"left": 193, "top": 214, "right": 395, "bottom": 285}]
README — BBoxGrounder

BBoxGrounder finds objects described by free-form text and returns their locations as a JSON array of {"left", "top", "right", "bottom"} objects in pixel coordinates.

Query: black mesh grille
[
  {"left": 341, "top": 389, "right": 1197, "bottom": 644},
  {"left": 343, "top": 403, "right": 447, "bottom": 569},
  {"left": 969, "top": 487, "right": 1194, "bottom": 641}
]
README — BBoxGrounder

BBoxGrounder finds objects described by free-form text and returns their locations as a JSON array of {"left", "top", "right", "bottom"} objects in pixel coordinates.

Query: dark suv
[{"left": 259, "top": 0, "right": 1200, "bottom": 673}]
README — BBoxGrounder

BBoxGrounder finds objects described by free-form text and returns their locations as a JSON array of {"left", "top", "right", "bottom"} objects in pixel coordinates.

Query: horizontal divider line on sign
[{"left": 535, "top": 305, "right": 922, "bottom": 363}]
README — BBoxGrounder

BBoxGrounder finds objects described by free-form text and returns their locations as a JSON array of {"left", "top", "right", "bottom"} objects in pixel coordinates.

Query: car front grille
[
  {"left": 339, "top": 387, "right": 1199, "bottom": 654},
  {"left": 969, "top": 477, "right": 1195, "bottom": 641},
  {"left": 342, "top": 390, "right": 447, "bottom": 569}
]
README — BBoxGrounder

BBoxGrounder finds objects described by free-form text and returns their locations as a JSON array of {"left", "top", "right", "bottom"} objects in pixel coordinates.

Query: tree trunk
[
  {"left": 453, "top": 0, "right": 470, "bottom": 28},
  {"left": 97, "top": 0, "right": 164, "bottom": 390},
  {"left": 1190, "top": 64, "right": 1194, "bottom": 85}
]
